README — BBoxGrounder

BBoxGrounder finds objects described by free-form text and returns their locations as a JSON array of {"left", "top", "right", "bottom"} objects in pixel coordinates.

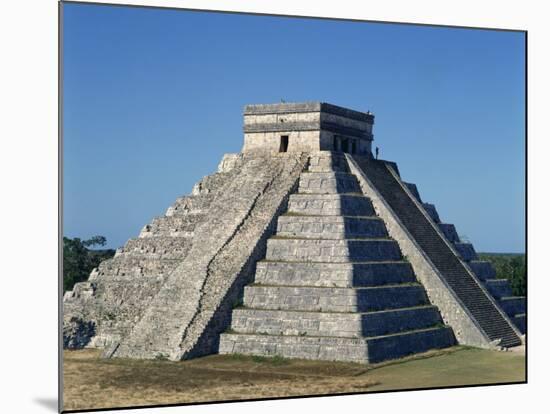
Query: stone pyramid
[{"left": 63, "top": 102, "right": 524, "bottom": 363}]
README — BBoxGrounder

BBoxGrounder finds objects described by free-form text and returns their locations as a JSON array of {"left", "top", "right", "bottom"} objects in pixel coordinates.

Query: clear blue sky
[{"left": 62, "top": 3, "right": 525, "bottom": 253}]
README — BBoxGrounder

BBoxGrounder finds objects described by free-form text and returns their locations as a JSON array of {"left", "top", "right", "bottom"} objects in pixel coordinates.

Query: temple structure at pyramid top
[
  {"left": 242, "top": 102, "right": 374, "bottom": 155},
  {"left": 63, "top": 101, "right": 525, "bottom": 363}
]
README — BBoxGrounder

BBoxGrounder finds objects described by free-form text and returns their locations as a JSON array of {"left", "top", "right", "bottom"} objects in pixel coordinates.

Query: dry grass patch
[{"left": 63, "top": 346, "right": 525, "bottom": 411}]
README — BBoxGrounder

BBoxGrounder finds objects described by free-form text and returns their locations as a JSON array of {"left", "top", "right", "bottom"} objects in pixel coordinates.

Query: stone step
[
  {"left": 192, "top": 171, "right": 233, "bottom": 195},
  {"left": 231, "top": 305, "right": 441, "bottom": 337},
  {"left": 484, "top": 279, "right": 513, "bottom": 299},
  {"left": 121, "top": 237, "right": 192, "bottom": 260},
  {"left": 276, "top": 215, "right": 387, "bottom": 239},
  {"left": 64, "top": 281, "right": 96, "bottom": 302},
  {"left": 308, "top": 152, "right": 350, "bottom": 173},
  {"left": 97, "top": 256, "right": 179, "bottom": 279},
  {"left": 166, "top": 194, "right": 214, "bottom": 216},
  {"left": 219, "top": 326, "right": 455, "bottom": 363},
  {"left": 298, "top": 172, "right": 361, "bottom": 194},
  {"left": 243, "top": 285, "right": 429, "bottom": 313},
  {"left": 513, "top": 313, "right": 526, "bottom": 334},
  {"left": 453, "top": 242, "right": 478, "bottom": 262},
  {"left": 139, "top": 215, "right": 202, "bottom": 238},
  {"left": 499, "top": 297, "right": 526, "bottom": 317},
  {"left": 254, "top": 261, "right": 416, "bottom": 287},
  {"left": 265, "top": 238, "right": 402, "bottom": 263},
  {"left": 287, "top": 193, "right": 375, "bottom": 216},
  {"left": 438, "top": 223, "right": 460, "bottom": 243}
]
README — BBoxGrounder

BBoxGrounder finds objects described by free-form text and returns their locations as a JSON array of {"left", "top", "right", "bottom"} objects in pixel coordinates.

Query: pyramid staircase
[
  {"left": 467, "top": 261, "right": 525, "bottom": 334},
  {"left": 404, "top": 182, "right": 525, "bottom": 335},
  {"left": 351, "top": 158, "right": 522, "bottom": 347},
  {"left": 435, "top": 220, "right": 526, "bottom": 335},
  {"left": 219, "top": 154, "right": 456, "bottom": 363}
]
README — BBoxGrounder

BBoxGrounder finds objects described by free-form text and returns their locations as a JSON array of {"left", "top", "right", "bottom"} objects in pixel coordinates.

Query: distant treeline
[
  {"left": 63, "top": 236, "right": 115, "bottom": 293},
  {"left": 478, "top": 253, "right": 526, "bottom": 296}
]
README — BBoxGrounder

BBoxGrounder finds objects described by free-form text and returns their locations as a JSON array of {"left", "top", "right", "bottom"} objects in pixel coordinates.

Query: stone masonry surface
[
  {"left": 110, "top": 153, "right": 308, "bottom": 360},
  {"left": 347, "top": 155, "right": 521, "bottom": 347},
  {"left": 63, "top": 160, "right": 241, "bottom": 349},
  {"left": 219, "top": 151, "right": 457, "bottom": 363},
  {"left": 64, "top": 102, "right": 523, "bottom": 364}
]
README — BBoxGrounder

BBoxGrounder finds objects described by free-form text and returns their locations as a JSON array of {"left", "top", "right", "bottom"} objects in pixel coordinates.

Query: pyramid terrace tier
[
  {"left": 276, "top": 215, "right": 388, "bottom": 239},
  {"left": 139, "top": 214, "right": 204, "bottom": 238},
  {"left": 307, "top": 151, "right": 352, "bottom": 173},
  {"left": 298, "top": 171, "right": 362, "bottom": 194},
  {"left": 220, "top": 326, "right": 455, "bottom": 364},
  {"left": 120, "top": 237, "right": 192, "bottom": 260},
  {"left": 287, "top": 193, "right": 376, "bottom": 216},
  {"left": 165, "top": 194, "right": 214, "bottom": 216},
  {"left": 453, "top": 242, "right": 478, "bottom": 262},
  {"left": 254, "top": 261, "right": 416, "bottom": 287},
  {"left": 192, "top": 171, "right": 237, "bottom": 195},
  {"left": 467, "top": 260, "right": 497, "bottom": 280},
  {"left": 265, "top": 238, "right": 402, "bottom": 262},
  {"left": 228, "top": 305, "right": 445, "bottom": 338},
  {"left": 242, "top": 284, "right": 429, "bottom": 313},
  {"left": 96, "top": 256, "right": 181, "bottom": 279},
  {"left": 422, "top": 203, "right": 441, "bottom": 223},
  {"left": 437, "top": 223, "right": 460, "bottom": 243},
  {"left": 404, "top": 182, "right": 422, "bottom": 202},
  {"left": 499, "top": 297, "right": 526, "bottom": 317},
  {"left": 484, "top": 279, "right": 513, "bottom": 299},
  {"left": 513, "top": 314, "right": 526, "bottom": 334}
]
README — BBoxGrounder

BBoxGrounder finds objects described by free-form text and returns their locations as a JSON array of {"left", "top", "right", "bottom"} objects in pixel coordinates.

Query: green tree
[
  {"left": 82, "top": 235, "right": 106, "bottom": 248},
  {"left": 508, "top": 255, "right": 526, "bottom": 296},
  {"left": 63, "top": 236, "right": 115, "bottom": 292}
]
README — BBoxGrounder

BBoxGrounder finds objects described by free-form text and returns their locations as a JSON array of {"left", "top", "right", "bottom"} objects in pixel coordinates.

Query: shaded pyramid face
[
  {"left": 423, "top": 206, "right": 526, "bottom": 335},
  {"left": 219, "top": 153, "right": 457, "bottom": 363},
  {"left": 350, "top": 157, "right": 522, "bottom": 347}
]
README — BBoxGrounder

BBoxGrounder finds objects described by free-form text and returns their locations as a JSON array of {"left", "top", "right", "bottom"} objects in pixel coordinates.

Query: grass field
[{"left": 63, "top": 346, "right": 525, "bottom": 411}]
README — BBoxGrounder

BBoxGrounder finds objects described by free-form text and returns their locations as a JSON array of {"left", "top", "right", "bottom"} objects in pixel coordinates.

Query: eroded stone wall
[
  {"left": 109, "top": 153, "right": 308, "bottom": 360},
  {"left": 63, "top": 156, "right": 246, "bottom": 349}
]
